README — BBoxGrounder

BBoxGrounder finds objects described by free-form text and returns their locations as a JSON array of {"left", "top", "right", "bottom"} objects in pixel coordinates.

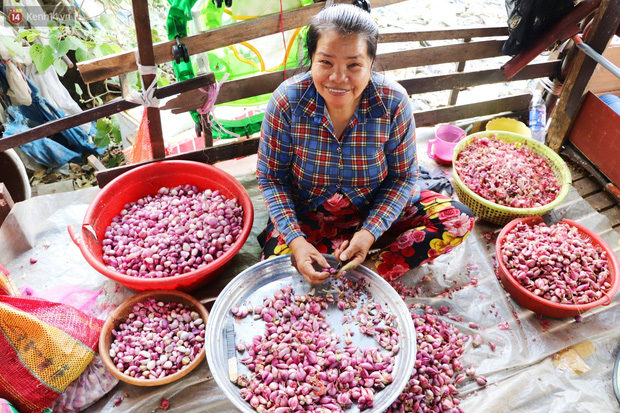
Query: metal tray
[{"left": 205, "top": 254, "right": 416, "bottom": 413}]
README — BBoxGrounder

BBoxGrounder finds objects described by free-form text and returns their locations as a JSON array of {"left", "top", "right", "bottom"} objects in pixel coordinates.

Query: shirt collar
[{"left": 293, "top": 72, "right": 388, "bottom": 124}]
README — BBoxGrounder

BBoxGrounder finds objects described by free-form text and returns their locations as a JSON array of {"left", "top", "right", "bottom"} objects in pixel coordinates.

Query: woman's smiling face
[{"left": 310, "top": 30, "right": 373, "bottom": 115}]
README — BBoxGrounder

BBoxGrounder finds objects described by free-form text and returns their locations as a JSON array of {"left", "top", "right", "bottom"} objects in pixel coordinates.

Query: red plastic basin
[
  {"left": 69, "top": 160, "right": 254, "bottom": 292},
  {"left": 495, "top": 216, "right": 619, "bottom": 318}
]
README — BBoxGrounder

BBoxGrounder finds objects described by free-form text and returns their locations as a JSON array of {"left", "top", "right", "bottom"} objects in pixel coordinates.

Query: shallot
[
  {"left": 109, "top": 298, "right": 205, "bottom": 380},
  {"left": 234, "top": 279, "right": 398, "bottom": 412},
  {"left": 102, "top": 185, "right": 244, "bottom": 278},
  {"left": 454, "top": 135, "right": 560, "bottom": 208},
  {"left": 386, "top": 306, "right": 468, "bottom": 413},
  {"left": 500, "top": 221, "right": 612, "bottom": 305}
]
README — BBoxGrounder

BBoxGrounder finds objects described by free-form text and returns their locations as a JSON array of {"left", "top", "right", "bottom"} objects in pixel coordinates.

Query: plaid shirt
[{"left": 256, "top": 71, "right": 419, "bottom": 245}]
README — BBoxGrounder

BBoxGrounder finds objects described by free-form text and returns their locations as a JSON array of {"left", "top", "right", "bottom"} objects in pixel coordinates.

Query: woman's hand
[
  {"left": 289, "top": 236, "right": 331, "bottom": 285},
  {"left": 334, "top": 229, "right": 375, "bottom": 274}
]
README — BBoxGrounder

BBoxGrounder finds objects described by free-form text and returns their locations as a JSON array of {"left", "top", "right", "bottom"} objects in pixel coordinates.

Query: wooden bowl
[{"left": 99, "top": 290, "right": 209, "bottom": 386}]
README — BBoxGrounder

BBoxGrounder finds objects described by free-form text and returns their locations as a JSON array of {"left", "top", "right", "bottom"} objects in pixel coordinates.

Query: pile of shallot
[
  {"left": 109, "top": 297, "right": 205, "bottom": 380},
  {"left": 454, "top": 136, "right": 560, "bottom": 208},
  {"left": 102, "top": 185, "right": 244, "bottom": 278},
  {"left": 500, "top": 221, "right": 612, "bottom": 305},
  {"left": 386, "top": 305, "right": 468, "bottom": 413},
  {"left": 233, "top": 280, "right": 399, "bottom": 412}
]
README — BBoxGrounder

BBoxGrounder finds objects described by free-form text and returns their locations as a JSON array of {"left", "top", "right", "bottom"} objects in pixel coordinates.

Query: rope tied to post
[
  {"left": 197, "top": 72, "right": 229, "bottom": 115},
  {"left": 126, "top": 52, "right": 160, "bottom": 108},
  {"left": 197, "top": 72, "right": 244, "bottom": 139}
]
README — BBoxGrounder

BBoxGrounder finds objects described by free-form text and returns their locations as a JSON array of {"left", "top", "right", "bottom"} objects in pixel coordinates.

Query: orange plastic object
[
  {"left": 568, "top": 91, "right": 620, "bottom": 187},
  {"left": 68, "top": 160, "right": 254, "bottom": 292},
  {"left": 495, "top": 216, "right": 619, "bottom": 318},
  {"left": 123, "top": 110, "right": 154, "bottom": 164}
]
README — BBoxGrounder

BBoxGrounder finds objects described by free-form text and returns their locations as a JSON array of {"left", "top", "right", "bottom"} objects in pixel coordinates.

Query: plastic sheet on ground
[{"left": 0, "top": 148, "right": 618, "bottom": 412}]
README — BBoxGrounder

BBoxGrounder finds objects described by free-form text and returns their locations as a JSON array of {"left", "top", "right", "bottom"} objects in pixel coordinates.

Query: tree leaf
[
  {"left": 94, "top": 131, "right": 111, "bottom": 148},
  {"left": 110, "top": 43, "right": 123, "bottom": 53},
  {"left": 49, "top": 36, "right": 61, "bottom": 50},
  {"left": 30, "top": 44, "right": 55, "bottom": 73},
  {"left": 53, "top": 58, "right": 68, "bottom": 76},
  {"left": 112, "top": 127, "right": 122, "bottom": 145},
  {"left": 99, "top": 14, "right": 117, "bottom": 31},
  {"left": 106, "top": 152, "right": 123, "bottom": 168},
  {"left": 92, "top": 44, "right": 103, "bottom": 58},
  {"left": 52, "top": 38, "right": 71, "bottom": 59},
  {"left": 99, "top": 42, "right": 115, "bottom": 56},
  {"left": 157, "top": 77, "right": 170, "bottom": 87},
  {"left": 111, "top": 114, "right": 120, "bottom": 128},
  {"left": 96, "top": 118, "right": 112, "bottom": 133},
  {"left": 64, "top": 36, "right": 86, "bottom": 51},
  {"left": 75, "top": 47, "right": 94, "bottom": 62},
  {"left": 75, "top": 83, "right": 83, "bottom": 96},
  {"left": 18, "top": 29, "right": 40, "bottom": 40},
  {"left": 0, "top": 35, "right": 25, "bottom": 59}
]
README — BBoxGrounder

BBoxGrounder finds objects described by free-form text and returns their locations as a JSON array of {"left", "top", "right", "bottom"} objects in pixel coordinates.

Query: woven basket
[{"left": 452, "top": 131, "right": 572, "bottom": 226}]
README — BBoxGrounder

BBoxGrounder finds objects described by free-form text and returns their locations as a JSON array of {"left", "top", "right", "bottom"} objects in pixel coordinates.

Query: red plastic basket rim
[{"left": 495, "top": 216, "right": 620, "bottom": 312}]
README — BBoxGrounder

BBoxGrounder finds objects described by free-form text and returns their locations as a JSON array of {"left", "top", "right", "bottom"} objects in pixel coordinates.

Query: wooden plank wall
[{"left": 95, "top": 25, "right": 562, "bottom": 186}]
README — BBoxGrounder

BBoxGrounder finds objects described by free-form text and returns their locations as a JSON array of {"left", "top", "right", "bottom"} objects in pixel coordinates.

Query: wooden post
[
  {"left": 546, "top": 0, "right": 620, "bottom": 152},
  {"left": 132, "top": 0, "right": 165, "bottom": 159}
]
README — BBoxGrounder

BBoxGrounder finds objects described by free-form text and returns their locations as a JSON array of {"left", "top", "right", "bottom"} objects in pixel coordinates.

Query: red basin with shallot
[
  {"left": 495, "top": 216, "right": 619, "bottom": 318},
  {"left": 68, "top": 160, "right": 254, "bottom": 292}
]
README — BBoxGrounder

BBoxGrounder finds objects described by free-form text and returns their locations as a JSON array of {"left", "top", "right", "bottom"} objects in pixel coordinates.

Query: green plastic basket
[{"left": 452, "top": 131, "right": 572, "bottom": 226}]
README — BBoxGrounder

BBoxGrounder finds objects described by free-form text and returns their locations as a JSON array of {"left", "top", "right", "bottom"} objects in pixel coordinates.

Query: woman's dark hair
[{"left": 305, "top": 4, "right": 379, "bottom": 65}]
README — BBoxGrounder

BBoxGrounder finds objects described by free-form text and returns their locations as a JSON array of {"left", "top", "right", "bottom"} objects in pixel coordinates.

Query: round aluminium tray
[{"left": 205, "top": 254, "right": 417, "bottom": 413}]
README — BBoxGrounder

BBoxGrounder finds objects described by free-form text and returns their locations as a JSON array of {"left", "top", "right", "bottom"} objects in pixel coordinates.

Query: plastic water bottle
[{"left": 529, "top": 89, "right": 547, "bottom": 144}]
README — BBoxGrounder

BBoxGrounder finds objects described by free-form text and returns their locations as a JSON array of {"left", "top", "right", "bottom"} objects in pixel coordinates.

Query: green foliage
[
  {"left": 29, "top": 43, "right": 54, "bottom": 73},
  {"left": 94, "top": 116, "right": 122, "bottom": 148},
  {"left": 0, "top": 0, "right": 173, "bottom": 103},
  {"left": 0, "top": 35, "right": 25, "bottom": 59},
  {"left": 106, "top": 150, "right": 124, "bottom": 168}
]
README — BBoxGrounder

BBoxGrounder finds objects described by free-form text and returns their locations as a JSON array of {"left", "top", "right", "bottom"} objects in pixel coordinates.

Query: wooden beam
[
  {"left": 399, "top": 61, "right": 559, "bottom": 95},
  {"left": 163, "top": 71, "right": 287, "bottom": 114},
  {"left": 76, "top": 0, "right": 405, "bottom": 84},
  {"left": 87, "top": 155, "right": 107, "bottom": 172},
  {"left": 0, "top": 74, "right": 215, "bottom": 152},
  {"left": 95, "top": 137, "right": 260, "bottom": 188},
  {"left": 163, "top": 40, "right": 515, "bottom": 114},
  {"left": 163, "top": 60, "right": 556, "bottom": 115},
  {"left": 414, "top": 94, "right": 531, "bottom": 127},
  {"left": 379, "top": 39, "right": 506, "bottom": 70},
  {"left": 547, "top": 0, "right": 620, "bottom": 152},
  {"left": 379, "top": 26, "right": 507, "bottom": 43},
  {"left": 132, "top": 0, "right": 164, "bottom": 159}
]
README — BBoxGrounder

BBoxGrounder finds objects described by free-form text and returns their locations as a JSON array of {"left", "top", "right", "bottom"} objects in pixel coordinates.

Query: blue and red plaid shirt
[{"left": 256, "top": 71, "right": 420, "bottom": 245}]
